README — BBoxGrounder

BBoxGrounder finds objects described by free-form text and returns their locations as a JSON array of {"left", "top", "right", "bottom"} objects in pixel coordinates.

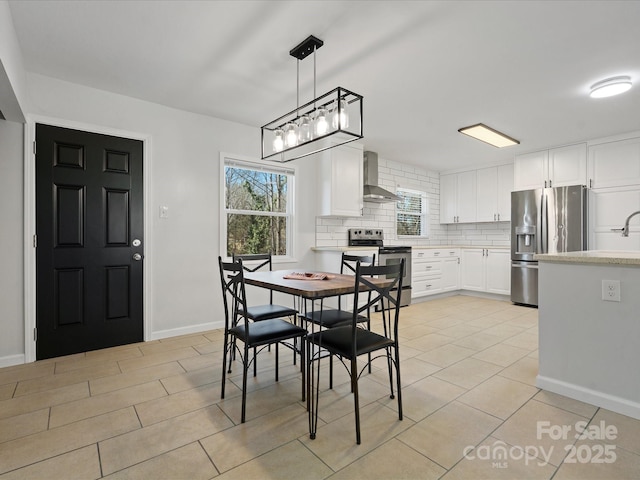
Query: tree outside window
[
  {"left": 224, "top": 161, "right": 293, "bottom": 257},
  {"left": 396, "top": 187, "right": 428, "bottom": 237}
]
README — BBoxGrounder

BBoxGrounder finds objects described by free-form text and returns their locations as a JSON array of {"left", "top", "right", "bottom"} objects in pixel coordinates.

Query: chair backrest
[
  {"left": 338, "top": 253, "right": 376, "bottom": 310},
  {"left": 218, "top": 256, "right": 249, "bottom": 330},
  {"left": 352, "top": 259, "right": 405, "bottom": 340},
  {"left": 341, "top": 253, "right": 376, "bottom": 274},
  {"left": 232, "top": 253, "right": 273, "bottom": 272},
  {"left": 232, "top": 253, "right": 275, "bottom": 303}
]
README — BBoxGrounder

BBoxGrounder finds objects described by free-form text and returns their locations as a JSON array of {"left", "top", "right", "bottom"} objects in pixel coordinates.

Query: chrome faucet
[{"left": 613, "top": 210, "right": 640, "bottom": 237}]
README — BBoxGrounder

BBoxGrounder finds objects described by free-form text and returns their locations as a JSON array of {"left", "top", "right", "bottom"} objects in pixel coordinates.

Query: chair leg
[
  {"left": 275, "top": 343, "right": 279, "bottom": 382},
  {"left": 329, "top": 353, "right": 333, "bottom": 389},
  {"left": 241, "top": 342, "right": 249, "bottom": 423},
  {"left": 253, "top": 346, "right": 258, "bottom": 377},
  {"left": 386, "top": 346, "right": 395, "bottom": 399},
  {"left": 351, "top": 356, "right": 361, "bottom": 445},
  {"left": 221, "top": 331, "right": 229, "bottom": 399},
  {"left": 395, "top": 346, "right": 403, "bottom": 420}
]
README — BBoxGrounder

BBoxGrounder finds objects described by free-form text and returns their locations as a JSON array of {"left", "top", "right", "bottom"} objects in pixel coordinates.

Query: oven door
[{"left": 377, "top": 249, "right": 412, "bottom": 307}]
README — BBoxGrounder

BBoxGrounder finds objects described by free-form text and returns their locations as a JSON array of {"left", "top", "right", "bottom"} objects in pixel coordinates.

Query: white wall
[
  {"left": 316, "top": 156, "right": 511, "bottom": 247},
  {"left": 0, "top": 72, "right": 316, "bottom": 364},
  {"left": 0, "top": 1, "right": 26, "bottom": 121},
  {"left": 0, "top": 119, "right": 24, "bottom": 366}
]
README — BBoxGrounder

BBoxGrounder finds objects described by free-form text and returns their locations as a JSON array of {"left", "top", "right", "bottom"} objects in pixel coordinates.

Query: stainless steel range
[{"left": 348, "top": 228, "right": 412, "bottom": 307}]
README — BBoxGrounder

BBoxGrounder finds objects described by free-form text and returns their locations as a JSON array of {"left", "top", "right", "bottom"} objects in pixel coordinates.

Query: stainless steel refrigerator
[{"left": 511, "top": 185, "right": 588, "bottom": 306}]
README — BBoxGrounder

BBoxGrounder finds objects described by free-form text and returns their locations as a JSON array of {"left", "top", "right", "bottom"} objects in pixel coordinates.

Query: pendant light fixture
[{"left": 261, "top": 35, "right": 363, "bottom": 162}]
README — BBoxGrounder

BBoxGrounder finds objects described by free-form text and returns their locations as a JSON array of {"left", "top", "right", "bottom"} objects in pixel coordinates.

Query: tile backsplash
[{"left": 315, "top": 157, "right": 510, "bottom": 247}]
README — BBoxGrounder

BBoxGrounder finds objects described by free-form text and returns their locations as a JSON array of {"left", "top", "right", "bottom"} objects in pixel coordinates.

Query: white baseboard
[
  {"left": 536, "top": 375, "right": 640, "bottom": 421},
  {"left": 0, "top": 354, "right": 27, "bottom": 368},
  {"left": 149, "top": 320, "right": 224, "bottom": 341}
]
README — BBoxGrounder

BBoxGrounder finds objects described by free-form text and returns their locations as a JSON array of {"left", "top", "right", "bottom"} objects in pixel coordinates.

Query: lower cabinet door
[{"left": 461, "top": 249, "right": 485, "bottom": 291}]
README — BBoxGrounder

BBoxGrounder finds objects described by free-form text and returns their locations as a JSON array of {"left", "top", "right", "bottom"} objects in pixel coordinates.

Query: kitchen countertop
[
  {"left": 312, "top": 245, "right": 509, "bottom": 252},
  {"left": 535, "top": 250, "right": 640, "bottom": 266}
]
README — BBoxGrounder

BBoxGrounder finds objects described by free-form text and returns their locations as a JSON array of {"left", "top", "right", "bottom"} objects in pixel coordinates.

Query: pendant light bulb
[
  {"left": 315, "top": 108, "right": 328, "bottom": 136},
  {"left": 332, "top": 99, "right": 349, "bottom": 129},
  {"left": 298, "top": 115, "right": 312, "bottom": 142},
  {"left": 273, "top": 128, "right": 284, "bottom": 152},
  {"left": 284, "top": 123, "right": 298, "bottom": 148}
]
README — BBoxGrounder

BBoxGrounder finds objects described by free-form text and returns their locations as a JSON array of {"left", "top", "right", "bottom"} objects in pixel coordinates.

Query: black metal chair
[
  {"left": 232, "top": 253, "right": 299, "bottom": 374},
  {"left": 232, "top": 253, "right": 298, "bottom": 322},
  {"left": 218, "top": 256, "right": 307, "bottom": 423},
  {"left": 299, "top": 253, "right": 375, "bottom": 386},
  {"left": 307, "top": 259, "right": 404, "bottom": 444}
]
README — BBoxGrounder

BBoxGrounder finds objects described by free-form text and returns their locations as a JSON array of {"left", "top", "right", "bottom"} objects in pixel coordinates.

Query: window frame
[
  {"left": 395, "top": 186, "right": 429, "bottom": 239},
  {"left": 220, "top": 153, "right": 296, "bottom": 262}
]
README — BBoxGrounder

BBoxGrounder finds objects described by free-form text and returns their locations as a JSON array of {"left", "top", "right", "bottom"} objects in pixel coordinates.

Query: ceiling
[{"left": 7, "top": 0, "right": 640, "bottom": 172}]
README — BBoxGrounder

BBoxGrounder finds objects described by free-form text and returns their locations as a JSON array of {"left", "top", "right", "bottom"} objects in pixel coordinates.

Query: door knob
[
  {"left": 133, "top": 253, "right": 143, "bottom": 261},
  {"left": 132, "top": 239, "right": 142, "bottom": 247}
]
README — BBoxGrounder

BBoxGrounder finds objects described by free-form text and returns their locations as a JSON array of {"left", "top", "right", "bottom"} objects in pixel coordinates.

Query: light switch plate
[{"left": 602, "top": 279, "right": 621, "bottom": 302}]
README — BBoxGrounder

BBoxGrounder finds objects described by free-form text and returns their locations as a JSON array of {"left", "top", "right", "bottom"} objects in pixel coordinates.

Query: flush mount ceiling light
[
  {"left": 261, "top": 35, "right": 363, "bottom": 162},
  {"left": 590, "top": 76, "right": 632, "bottom": 98},
  {"left": 458, "top": 123, "right": 520, "bottom": 148}
]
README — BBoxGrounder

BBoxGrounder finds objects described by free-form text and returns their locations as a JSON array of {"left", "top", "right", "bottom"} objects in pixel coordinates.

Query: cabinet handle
[
  {"left": 494, "top": 214, "right": 496, "bottom": 221},
  {"left": 544, "top": 180, "right": 547, "bottom": 188},
  {"left": 589, "top": 178, "right": 593, "bottom": 189},
  {"left": 497, "top": 213, "right": 500, "bottom": 221}
]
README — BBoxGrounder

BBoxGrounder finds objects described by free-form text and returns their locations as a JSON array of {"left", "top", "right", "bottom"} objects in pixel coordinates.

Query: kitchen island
[{"left": 535, "top": 250, "right": 640, "bottom": 420}]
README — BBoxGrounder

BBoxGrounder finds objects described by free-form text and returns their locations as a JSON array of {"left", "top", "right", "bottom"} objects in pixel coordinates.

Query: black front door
[{"left": 36, "top": 124, "right": 144, "bottom": 360}]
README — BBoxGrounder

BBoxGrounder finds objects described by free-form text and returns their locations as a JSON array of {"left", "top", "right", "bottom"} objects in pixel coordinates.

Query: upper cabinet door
[
  {"left": 548, "top": 143, "right": 587, "bottom": 187},
  {"left": 439, "top": 173, "right": 457, "bottom": 224},
  {"left": 456, "top": 170, "right": 477, "bottom": 223},
  {"left": 589, "top": 137, "right": 640, "bottom": 189},
  {"left": 317, "top": 144, "right": 363, "bottom": 217},
  {"left": 514, "top": 150, "right": 548, "bottom": 191},
  {"left": 497, "top": 163, "right": 514, "bottom": 221},
  {"left": 476, "top": 167, "right": 498, "bottom": 222}
]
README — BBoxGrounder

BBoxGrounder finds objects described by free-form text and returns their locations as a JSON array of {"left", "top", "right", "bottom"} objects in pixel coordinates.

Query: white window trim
[
  {"left": 396, "top": 186, "right": 429, "bottom": 239},
  {"left": 220, "top": 152, "right": 296, "bottom": 262}
]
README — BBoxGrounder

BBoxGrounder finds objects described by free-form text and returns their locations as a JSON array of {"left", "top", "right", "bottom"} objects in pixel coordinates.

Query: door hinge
[
  {"left": 33, "top": 141, "right": 36, "bottom": 155},
  {"left": 33, "top": 234, "right": 37, "bottom": 248},
  {"left": 34, "top": 328, "right": 37, "bottom": 341}
]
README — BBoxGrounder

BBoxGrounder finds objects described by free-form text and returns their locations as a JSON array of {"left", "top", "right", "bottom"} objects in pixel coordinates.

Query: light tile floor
[{"left": 1, "top": 295, "right": 639, "bottom": 479}]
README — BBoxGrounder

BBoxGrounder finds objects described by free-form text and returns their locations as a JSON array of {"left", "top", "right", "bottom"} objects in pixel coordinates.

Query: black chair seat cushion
[
  {"left": 230, "top": 318, "right": 306, "bottom": 346},
  {"left": 307, "top": 326, "right": 394, "bottom": 358},
  {"left": 300, "top": 308, "right": 368, "bottom": 328},
  {"left": 239, "top": 304, "right": 298, "bottom": 321}
]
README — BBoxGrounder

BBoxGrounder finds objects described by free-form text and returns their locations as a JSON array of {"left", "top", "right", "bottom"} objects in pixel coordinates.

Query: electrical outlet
[
  {"left": 601, "top": 280, "right": 621, "bottom": 302},
  {"left": 159, "top": 205, "right": 169, "bottom": 219}
]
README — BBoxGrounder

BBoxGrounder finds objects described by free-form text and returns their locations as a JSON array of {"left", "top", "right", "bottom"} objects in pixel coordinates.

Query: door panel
[{"left": 36, "top": 124, "right": 144, "bottom": 359}]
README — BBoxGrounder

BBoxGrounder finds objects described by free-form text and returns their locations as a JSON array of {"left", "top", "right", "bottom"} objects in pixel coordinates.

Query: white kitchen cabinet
[
  {"left": 412, "top": 248, "right": 460, "bottom": 298},
  {"left": 317, "top": 143, "right": 363, "bottom": 217},
  {"left": 439, "top": 171, "right": 476, "bottom": 223},
  {"left": 485, "top": 248, "right": 511, "bottom": 294},
  {"left": 461, "top": 248, "right": 510, "bottom": 295},
  {"left": 476, "top": 164, "right": 513, "bottom": 222},
  {"left": 514, "top": 143, "right": 586, "bottom": 191},
  {"left": 588, "top": 136, "right": 640, "bottom": 189}
]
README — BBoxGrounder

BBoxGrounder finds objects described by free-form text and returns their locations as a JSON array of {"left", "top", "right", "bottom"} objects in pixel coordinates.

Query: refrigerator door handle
[{"left": 540, "top": 190, "right": 548, "bottom": 254}]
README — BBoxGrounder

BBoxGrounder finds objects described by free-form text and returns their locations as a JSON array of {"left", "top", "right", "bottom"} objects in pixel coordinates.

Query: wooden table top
[{"left": 244, "top": 270, "right": 391, "bottom": 299}]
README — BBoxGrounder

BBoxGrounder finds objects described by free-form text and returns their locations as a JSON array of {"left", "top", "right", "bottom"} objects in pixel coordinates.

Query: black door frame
[{"left": 24, "top": 115, "right": 151, "bottom": 363}]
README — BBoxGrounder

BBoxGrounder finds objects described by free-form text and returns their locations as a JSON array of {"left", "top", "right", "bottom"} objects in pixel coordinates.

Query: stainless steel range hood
[{"left": 363, "top": 151, "right": 401, "bottom": 203}]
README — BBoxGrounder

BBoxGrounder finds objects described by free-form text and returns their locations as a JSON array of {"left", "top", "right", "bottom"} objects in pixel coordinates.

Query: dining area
[{"left": 217, "top": 252, "right": 406, "bottom": 445}]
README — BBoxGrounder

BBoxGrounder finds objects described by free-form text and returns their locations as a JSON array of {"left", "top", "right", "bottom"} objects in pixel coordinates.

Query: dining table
[{"left": 243, "top": 269, "right": 393, "bottom": 440}]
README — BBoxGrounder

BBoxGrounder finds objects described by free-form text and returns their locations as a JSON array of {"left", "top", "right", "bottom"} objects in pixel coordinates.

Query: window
[
  {"left": 396, "top": 187, "right": 428, "bottom": 237},
  {"left": 223, "top": 157, "right": 294, "bottom": 258}
]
